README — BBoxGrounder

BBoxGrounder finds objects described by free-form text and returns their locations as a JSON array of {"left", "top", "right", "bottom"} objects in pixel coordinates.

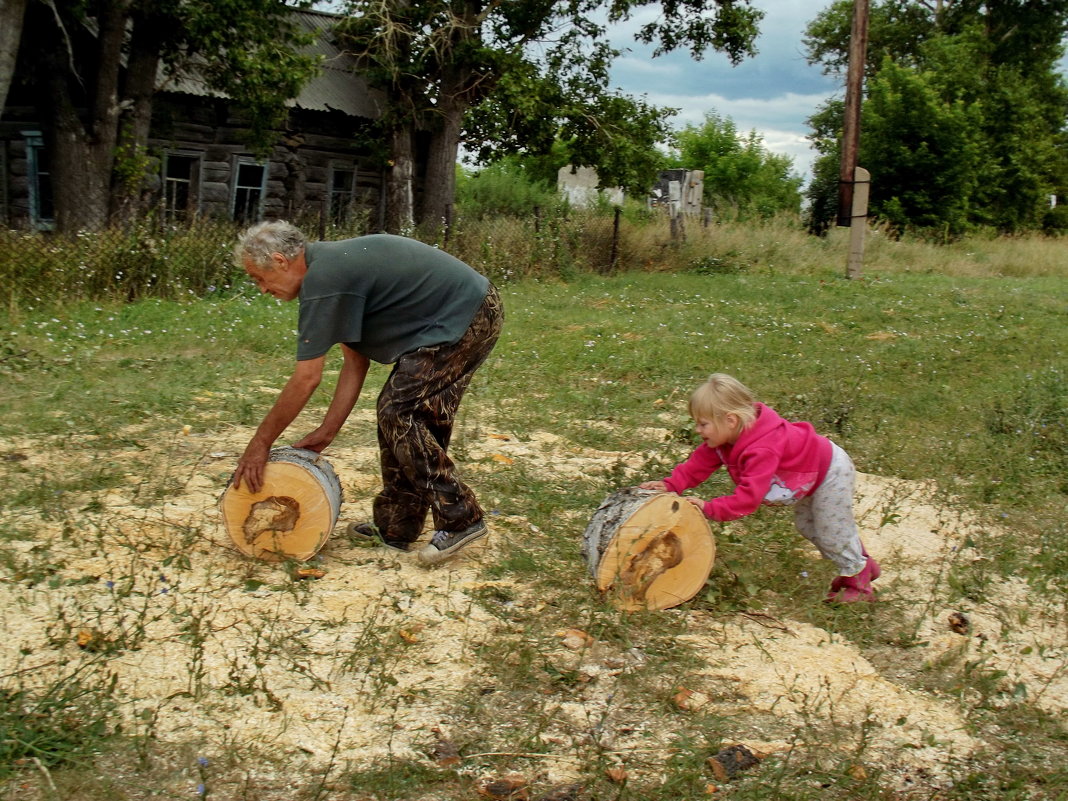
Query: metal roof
[
  {"left": 291, "top": 8, "right": 383, "bottom": 119},
  {"left": 159, "top": 8, "right": 383, "bottom": 120}
]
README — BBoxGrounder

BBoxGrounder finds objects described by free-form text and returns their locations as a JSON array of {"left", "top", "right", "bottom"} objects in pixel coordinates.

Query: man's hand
[
  {"left": 231, "top": 356, "right": 327, "bottom": 493},
  {"left": 233, "top": 439, "right": 271, "bottom": 493},
  {"left": 292, "top": 427, "right": 335, "bottom": 454}
]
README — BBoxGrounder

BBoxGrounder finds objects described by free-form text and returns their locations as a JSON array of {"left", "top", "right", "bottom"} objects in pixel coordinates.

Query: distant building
[
  {"left": 1, "top": 8, "right": 403, "bottom": 230},
  {"left": 650, "top": 169, "right": 704, "bottom": 217},
  {"left": 557, "top": 165, "right": 624, "bottom": 208}
]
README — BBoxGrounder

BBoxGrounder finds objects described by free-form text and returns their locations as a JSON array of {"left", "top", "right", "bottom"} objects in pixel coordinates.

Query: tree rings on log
[
  {"left": 220, "top": 447, "right": 343, "bottom": 562},
  {"left": 582, "top": 487, "right": 715, "bottom": 611}
]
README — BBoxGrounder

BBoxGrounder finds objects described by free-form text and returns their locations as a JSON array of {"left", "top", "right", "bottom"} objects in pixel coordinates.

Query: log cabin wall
[
  {"left": 0, "top": 101, "right": 44, "bottom": 228},
  {"left": 0, "top": 8, "right": 391, "bottom": 233},
  {"left": 145, "top": 92, "right": 386, "bottom": 228},
  {"left": 0, "top": 100, "right": 387, "bottom": 231}
]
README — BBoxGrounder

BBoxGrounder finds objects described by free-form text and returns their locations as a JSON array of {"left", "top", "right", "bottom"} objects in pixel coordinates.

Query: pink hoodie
[{"left": 662, "top": 403, "right": 833, "bottom": 522}]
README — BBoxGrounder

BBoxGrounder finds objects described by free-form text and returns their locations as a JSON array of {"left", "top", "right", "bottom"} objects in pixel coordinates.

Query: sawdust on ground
[{"left": 0, "top": 415, "right": 1064, "bottom": 797}]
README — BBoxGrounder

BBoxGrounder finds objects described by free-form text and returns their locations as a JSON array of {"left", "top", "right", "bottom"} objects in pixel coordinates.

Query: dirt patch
[{"left": 1, "top": 420, "right": 1065, "bottom": 796}]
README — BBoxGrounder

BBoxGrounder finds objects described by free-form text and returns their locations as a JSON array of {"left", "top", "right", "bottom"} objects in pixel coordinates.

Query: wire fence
[{"left": 2, "top": 204, "right": 704, "bottom": 307}]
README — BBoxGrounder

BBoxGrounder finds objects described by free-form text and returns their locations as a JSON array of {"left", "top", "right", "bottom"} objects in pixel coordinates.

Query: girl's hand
[
  {"left": 638, "top": 480, "right": 667, "bottom": 492},
  {"left": 684, "top": 497, "right": 706, "bottom": 511}
]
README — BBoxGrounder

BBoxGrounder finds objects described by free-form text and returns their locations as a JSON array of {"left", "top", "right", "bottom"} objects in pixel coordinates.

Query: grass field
[{"left": 1, "top": 224, "right": 1066, "bottom": 800}]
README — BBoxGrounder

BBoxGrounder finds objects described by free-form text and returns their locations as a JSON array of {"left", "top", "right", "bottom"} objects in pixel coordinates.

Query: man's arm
[
  {"left": 292, "top": 344, "right": 371, "bottom": 453},
  {"left": 233, "top": 355, "right": 326, "bottom": 493}
]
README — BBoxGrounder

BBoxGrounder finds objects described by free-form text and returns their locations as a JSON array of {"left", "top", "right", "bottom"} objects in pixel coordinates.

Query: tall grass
[{"left": 2, "top": 211, "right": 1065, "bottom": 313}]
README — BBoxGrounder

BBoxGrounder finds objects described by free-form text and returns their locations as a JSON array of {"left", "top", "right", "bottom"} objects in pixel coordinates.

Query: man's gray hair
[{"left": 234, "top": 220, "right": 306, "bottom": 269}]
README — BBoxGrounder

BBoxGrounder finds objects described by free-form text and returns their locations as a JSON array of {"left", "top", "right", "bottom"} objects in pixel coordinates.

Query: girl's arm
[
  {"left": 703, "top": 449, "right": 778, "bottom": 521},
  {"left": 663, "top": 445, "right": 723, "bottom": 493}
]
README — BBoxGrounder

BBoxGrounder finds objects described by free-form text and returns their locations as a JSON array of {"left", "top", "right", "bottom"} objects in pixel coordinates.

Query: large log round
[
  {"left": 582, "top": 488, "right": 716, "bottom": 611},
  {"left": 220, "top": 448, "right": 343, "bottom": 562}
]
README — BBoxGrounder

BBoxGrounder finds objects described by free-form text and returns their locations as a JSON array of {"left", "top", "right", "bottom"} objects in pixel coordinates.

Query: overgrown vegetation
[
  {"left": 0, "top": 217, "right": 1065, "bottom": 799},
  {"left": 804, "top": 1, "right": 1068, "bottom": 237},
  {"left": 3, "top": 210, "right": 1066, "bottom": 311}
]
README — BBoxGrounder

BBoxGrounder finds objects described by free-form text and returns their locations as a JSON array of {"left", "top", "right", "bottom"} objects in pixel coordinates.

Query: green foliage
[
  {"left": 803, "top": 0, "right": 1068, "bottom": 236},
  {"left": 455, "top": 159, "right": 564, "bottom": 219},
  {"left": 803, "top": 99, "right": 844, "bottom": 235},
  {"left": 176, "top": 0, "right": 320, "bottom": 154},
  {"left": 669, "top": 111, "right": 803, "bottom": 219},
  {"left": 0, "top": 665, "right": 117, "bottom": 778},
  {"left": 609, "top": 0, "right": 764, "bottom": 64},
  {"left": 337, "top": 0, "right": 765, "bottom": 223},
  {"left": 464, "top": 47, "right": 675, "bottom": 196},
  {"left": 562, "top": 91, "right": 675, "bottom": 195},
  {"left": 861, "top": 58, "right": 983, "bottom": 236}
]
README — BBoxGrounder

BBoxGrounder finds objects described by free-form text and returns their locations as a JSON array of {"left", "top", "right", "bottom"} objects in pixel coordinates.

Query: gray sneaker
[
  {"left": 417, "top": 520, "right": 488, "bottom": 565},
  {"left": 345, "top": 522, "right": 410, "bottom": 552}
]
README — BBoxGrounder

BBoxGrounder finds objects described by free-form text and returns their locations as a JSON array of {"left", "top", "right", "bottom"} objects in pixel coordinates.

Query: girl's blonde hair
[{"left": 688, "top": 373, "right": 757, "bottom": 429}]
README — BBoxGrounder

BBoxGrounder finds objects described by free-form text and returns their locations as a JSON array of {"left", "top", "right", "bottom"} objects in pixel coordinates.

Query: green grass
[{"left": 0, "top": 227, "right": 1066, "bottom": 800}]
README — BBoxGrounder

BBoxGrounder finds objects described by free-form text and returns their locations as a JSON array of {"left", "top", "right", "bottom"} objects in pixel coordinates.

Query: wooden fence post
[
  {"left": 846, "top": 166, "right": 871, "bottom": 279},
  {"left": 610, "top": 205, "right": 621, "bottom": 272}
]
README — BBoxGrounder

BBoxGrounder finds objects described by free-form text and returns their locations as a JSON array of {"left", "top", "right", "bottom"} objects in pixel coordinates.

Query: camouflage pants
[{"left": 372, "top": 284, "right": 503, "bottom": 543}]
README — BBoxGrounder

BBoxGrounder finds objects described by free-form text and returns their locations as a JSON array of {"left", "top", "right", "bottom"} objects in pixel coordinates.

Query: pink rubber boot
[{"left": 826, "top": 550, "right": 881, "bottom": 603}]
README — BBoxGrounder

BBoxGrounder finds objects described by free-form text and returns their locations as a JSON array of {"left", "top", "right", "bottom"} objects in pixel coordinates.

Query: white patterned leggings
[{"left": 792, "top": 443, "right": 867, "bottom": 576}]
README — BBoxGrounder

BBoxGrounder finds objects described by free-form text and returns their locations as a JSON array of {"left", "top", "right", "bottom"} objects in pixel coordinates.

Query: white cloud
[
  {"left": 606, "top": 3, "right": 841, "bottom": 184},
  {"left": 626, "top": 88, "right": 836, "bottom": 180}
]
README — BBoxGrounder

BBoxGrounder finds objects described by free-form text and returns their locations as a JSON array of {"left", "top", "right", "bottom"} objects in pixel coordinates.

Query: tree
[
  {"left": 464, "top": 54, "right": 674, "bottom": 197},
  {"left": 803, "top": 99, "right": 844, "bottom": 235},
  {"left": 668, "top": 112, "right": 802, "bottom": 219},
  {"left": 803, "top": 0, "right": 1068, "bottom": 235},
  {"left": 16, "top": 0, "right": 318, "bottom": 232},
  {"left": 861, "top": 58, "right": 982, "bottom": 234},
  {"left": 335, "top": 0, "right": 764, "bottom": 232}
]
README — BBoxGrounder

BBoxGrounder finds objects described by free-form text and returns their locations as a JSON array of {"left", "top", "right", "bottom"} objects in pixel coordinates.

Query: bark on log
[
  {"left": 220, "top": 448, "right": 342, "bottom": 562},
  {"left": 582, "top": 488, "right": 716, "bottom": 611}
]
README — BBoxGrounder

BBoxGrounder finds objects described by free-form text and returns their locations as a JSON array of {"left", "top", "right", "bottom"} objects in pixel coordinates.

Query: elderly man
[{"left": 231, "top": 221, "right": 503, "bottom": 566}]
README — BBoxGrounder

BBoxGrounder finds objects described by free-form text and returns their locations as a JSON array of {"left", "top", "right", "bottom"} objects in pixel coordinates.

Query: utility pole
[{"left": 838, "top": 0, "right": 871, "bottom": 278}]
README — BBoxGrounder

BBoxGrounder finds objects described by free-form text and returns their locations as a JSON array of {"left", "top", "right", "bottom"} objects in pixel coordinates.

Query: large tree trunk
[
  {"left": 582, "top": 488, "right": 716, "bottom": 611},
  {"left": 385, "top": 121, "right": 415, "bottom": 233},
  {"left": 415, "top": 1, "right": 480, "bottom": 231},
  {"left": 35, "top": 0, "right": 129, "bottom": 232},
  {"left": 0, "top": 0, "right": 28, "bottom": 118},
  {"left": 418, "top": 101, "right": 462, "bottom": 233},
  {"left": 110, "top": 9, "right": 164, "bottom": 225}
]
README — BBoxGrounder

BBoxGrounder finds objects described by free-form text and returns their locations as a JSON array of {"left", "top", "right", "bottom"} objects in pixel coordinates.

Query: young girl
[{"left": 640, "top": 373, "right": 880, "bottom": 603}]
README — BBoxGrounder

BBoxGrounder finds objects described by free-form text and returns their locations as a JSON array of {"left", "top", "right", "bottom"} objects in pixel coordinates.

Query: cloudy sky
[
  {"left": 608, "top": 4, "right": 1068, "bottom": 184},
  {"left": 607, "top": 1, "right": 841, "bottom": 182}
]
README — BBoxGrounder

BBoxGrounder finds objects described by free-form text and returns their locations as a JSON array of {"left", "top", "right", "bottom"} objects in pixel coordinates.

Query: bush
[{"left": 455, "top": 161, "right": 565, "bottom": 219}]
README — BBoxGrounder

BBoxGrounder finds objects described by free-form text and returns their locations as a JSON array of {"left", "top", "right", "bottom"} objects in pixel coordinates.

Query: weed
[{"left": 0, "top": 661, "right": 118, "bottom": 779}]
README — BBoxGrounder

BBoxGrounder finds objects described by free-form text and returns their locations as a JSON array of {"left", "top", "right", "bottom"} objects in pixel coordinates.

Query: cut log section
[
  {"left": 582, "top": 487, "right": 715, "bottom": 611},
  {"left": 220, "top": 448, "right": 343, "bottom": 562}
]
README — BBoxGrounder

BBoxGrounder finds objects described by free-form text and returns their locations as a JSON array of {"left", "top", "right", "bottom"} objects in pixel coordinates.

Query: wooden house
[{"left": 0, "top": 8, "right": 391, "bottom": 231}]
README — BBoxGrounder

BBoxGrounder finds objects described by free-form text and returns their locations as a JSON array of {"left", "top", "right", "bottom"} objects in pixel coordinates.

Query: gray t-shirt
[{"left": 296, "top": 235, "right": 490, "bottom": 363}]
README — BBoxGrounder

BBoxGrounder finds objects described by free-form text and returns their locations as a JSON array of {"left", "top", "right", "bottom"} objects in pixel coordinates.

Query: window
[
  {"left": 163, "top": 152, "right": 201, "bottom": 222},
  {"left": 233, "top": 159, "right": 266, "bottom": 223},
  {"left": 329, "top": 164, "right": 355, "bottom": 222},
  {"left": 23, "top": 131, "right": 54, "bottom": 230}
]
